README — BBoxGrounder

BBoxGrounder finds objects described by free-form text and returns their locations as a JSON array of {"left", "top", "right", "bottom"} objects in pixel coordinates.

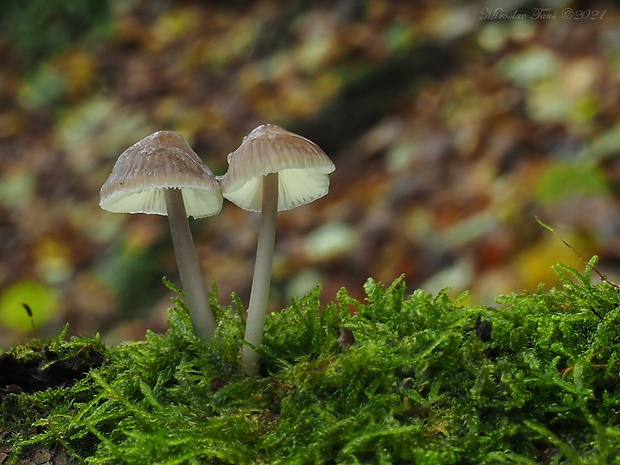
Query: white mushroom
[
  {"left": 220, "top": 124, "right": 335, "bottom": 375},
  {"left": 100, "top": 131, "right": 222, "bottom": 340}
]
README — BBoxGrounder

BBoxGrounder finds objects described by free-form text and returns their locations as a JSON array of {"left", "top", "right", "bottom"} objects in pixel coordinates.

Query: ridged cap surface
[
  {"left": 221, "top": 124, "right": 335, "bottom": 212},
  {"left": 100, "top": 131, "right": 223, "bottom": 218}
]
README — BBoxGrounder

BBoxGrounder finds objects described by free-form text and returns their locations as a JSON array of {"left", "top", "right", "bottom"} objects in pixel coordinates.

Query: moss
[{"left": 2, "top": 262, "right": 620, "bottom": 464}]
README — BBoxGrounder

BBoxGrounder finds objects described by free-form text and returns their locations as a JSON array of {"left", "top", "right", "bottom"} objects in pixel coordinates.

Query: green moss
[{"left": 2, "top": 263, "right": 620, "bottom": 464}]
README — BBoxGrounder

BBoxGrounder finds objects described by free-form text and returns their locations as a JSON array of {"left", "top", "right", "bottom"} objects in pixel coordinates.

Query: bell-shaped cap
[
  {"left": 220, "top": 124, "right": 335, "bottom": 212},
  {"left": 100, "top": 131, "right": 223, "bottom": 218}
]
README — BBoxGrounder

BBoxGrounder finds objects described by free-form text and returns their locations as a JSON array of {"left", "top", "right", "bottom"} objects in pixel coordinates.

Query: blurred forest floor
[{"left": 1, "top": 0, "right": 619, "bottom": 348}]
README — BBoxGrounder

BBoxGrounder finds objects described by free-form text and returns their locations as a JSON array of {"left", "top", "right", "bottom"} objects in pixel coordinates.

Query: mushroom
[
  {"left": 100, "top": 131, "right": 222, "bottom": 340},
  {"left": 220, "top": 124, "right": 335, "bottom": 375}
]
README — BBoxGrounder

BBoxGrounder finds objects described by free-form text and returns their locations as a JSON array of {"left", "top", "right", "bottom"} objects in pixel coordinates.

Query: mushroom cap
[
  {"left": 220, "top": 124, "right": 335, "bottom": 212},
  {"left": 100, "top": 131, "right": 223, "bottom": 218}
]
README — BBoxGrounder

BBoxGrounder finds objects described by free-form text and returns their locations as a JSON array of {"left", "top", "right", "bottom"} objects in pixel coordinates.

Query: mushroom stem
[
  {"left": 242, "top": 172, "right": 279, "bottom": 376},
  {"left": 164, "top": 188, "right": 217, "bottom": 340}
]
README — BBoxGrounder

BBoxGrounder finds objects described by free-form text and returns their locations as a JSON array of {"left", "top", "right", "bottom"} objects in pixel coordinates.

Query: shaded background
[{"left": 1, "top": 0, "right": 619, "bottom": 348}]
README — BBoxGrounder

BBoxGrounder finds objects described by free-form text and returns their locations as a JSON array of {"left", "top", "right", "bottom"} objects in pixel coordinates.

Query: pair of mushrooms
[{"left": 99, "top": 125, "right": 335, "bottom": 375}]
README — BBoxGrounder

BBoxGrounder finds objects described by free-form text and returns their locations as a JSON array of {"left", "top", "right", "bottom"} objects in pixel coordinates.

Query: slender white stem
[
  {"left": 242, "top": 172, "right": 279, "bottom": 376},
  {"left": 165, "top": 188, "right": 216, "bottom": 340}
]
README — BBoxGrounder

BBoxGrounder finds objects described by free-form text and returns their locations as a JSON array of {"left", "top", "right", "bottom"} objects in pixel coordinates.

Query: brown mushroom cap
[
  {"left": 100, "top": 131, "right": 222, "bottom": 219},
  {"left": 220, "top": 124, "right": 335, "bottom": 212}
]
